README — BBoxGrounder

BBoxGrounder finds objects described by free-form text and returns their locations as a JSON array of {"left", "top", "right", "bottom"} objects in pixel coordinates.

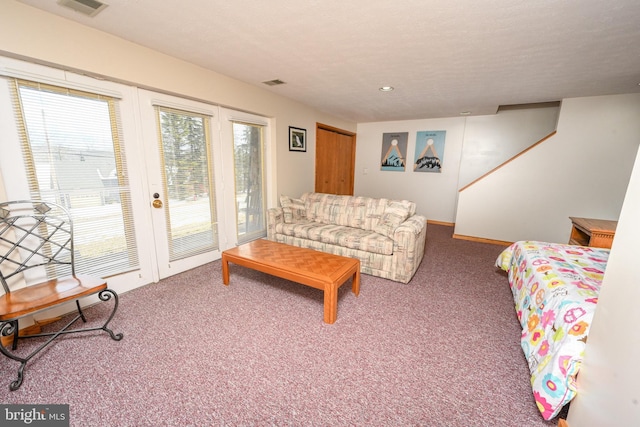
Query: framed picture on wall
[
  {"left": 289, "top": 127, "right": 306, "bottom": 152},
  {"left": 414, "top": 130, "right": 446, "bottom": 173},
  {"left": 380, "top": 132, "right": 408, "bottom": 171}
]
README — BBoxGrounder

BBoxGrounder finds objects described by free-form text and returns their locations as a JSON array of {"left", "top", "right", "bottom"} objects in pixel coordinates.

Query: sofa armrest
[
  {"left": 391, "top": 215, "right": 427, "bottom": 283},
  {"left": 394, "top": 215, "right": 427, "bottom": 237},
  {"left": 267, "top": 207, "right": 284, "bottom": 240}
]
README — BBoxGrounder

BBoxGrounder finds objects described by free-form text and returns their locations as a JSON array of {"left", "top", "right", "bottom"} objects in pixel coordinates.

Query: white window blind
[
  {"left": 10, "top": 79, "right": 140, "bottom": 278},
  {"left": 154, "top": 106, "right": 219, "bottom": 261}
]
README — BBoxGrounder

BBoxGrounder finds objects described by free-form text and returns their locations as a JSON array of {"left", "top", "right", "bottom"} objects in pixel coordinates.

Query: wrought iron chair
[{"left": 0, "top": 200, "right": 123, "bottom": 390}]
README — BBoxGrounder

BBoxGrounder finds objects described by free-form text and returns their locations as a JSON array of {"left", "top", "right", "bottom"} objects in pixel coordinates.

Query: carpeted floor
[{"left": 0, "top": 224, "right": 564, "bottom": 426}]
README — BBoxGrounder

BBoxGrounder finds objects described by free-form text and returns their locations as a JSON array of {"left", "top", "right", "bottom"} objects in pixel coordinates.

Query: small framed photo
[{"left": 289, "top": 126, "right": 307, "bottom": 152}]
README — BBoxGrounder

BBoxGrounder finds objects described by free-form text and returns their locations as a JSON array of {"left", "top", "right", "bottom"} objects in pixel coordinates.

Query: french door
[
  {"left": 0, "top": 66, "right": 153, "bottom": 293},
  {"left": 0, "top": 56, "right": 270, "bottom": 293},
  {"left": 137, "top": 89, "right": 226, "bottom": 280}
]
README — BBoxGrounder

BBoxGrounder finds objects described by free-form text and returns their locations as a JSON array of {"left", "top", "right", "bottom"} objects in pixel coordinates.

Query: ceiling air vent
[
  {"left": 57, "top": 0, "right": 109, "bottom": 17},
  {"left": 262, "top": 79, "right": 286, "bottom": 86}
]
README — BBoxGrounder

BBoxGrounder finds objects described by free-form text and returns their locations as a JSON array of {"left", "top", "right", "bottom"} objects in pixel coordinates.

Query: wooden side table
[{"left": 569, "top": 217, "right": 618, "bottom": 249}]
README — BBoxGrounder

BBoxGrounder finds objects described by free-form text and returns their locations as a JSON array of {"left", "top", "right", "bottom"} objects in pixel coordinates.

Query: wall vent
[
  {"left": 262, "top": 79, "right": 286, "bottom": 86},
  {"left": 57, "top": 0, "right": 108, "bottom": 17}
]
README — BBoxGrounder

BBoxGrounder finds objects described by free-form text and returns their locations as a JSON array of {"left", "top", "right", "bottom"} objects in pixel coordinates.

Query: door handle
[{"left": 152, "top": 199, "right": 163, "bottom": 208}]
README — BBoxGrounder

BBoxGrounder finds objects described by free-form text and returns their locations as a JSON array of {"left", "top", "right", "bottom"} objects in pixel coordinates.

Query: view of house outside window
[{"left": 14, "top": 81, "right": 140, "bottom": 278}]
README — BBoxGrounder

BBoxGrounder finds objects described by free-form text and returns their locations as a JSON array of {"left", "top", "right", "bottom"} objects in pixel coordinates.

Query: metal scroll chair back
[
  {"left": 0, "top": 199, "right": 123, "bottom": 391},
  {"left": 0, "top": 200, "right": 75, "bottom": 294}
]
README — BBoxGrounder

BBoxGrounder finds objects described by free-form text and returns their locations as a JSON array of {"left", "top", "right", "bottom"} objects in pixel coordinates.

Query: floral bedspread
[{"left": 496, "top": 241, "right": 609, "bottom": 420}]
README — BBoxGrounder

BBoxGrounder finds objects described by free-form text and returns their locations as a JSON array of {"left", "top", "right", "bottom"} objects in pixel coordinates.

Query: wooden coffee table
[{"left": 221, "top": 239, "right": 360, "bottom": 324}]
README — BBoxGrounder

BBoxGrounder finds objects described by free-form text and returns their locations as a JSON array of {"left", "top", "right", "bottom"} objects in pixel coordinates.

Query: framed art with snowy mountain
[
  {"left": 414, "top": 130, "right": 446, "bottom": 173},
  {"left": 380, "top": 132, "right": 408, "bottom": 171}
]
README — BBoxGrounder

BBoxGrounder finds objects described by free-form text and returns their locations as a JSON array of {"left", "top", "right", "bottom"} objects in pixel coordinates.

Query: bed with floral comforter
[{"left": 496, "top": 241, "right": 609, "bottom": 420}]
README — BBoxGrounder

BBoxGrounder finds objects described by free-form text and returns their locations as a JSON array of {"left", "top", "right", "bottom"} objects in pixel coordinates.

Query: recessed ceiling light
[
  {"left": 459, "top": 111, "right": 472, "bottom": 116},
  {"left": 379, "top": 86, "right": 394, "bottom": 92}
]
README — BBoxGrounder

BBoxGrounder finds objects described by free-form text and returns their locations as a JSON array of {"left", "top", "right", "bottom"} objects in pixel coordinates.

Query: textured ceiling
[{"left": 17, "top": 0, "right": 640, "bottom": 122}]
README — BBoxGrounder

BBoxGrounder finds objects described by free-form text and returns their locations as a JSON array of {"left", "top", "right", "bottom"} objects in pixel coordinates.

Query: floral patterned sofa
[{"left": 266, "top": 192, "right": 427, "bottom": 283}]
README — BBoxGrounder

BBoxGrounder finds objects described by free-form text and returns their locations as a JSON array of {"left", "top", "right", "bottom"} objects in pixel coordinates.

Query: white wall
[
  {"left": 0, "top": 0, "right": 354, "bottom": 204},
  {"left": 458, "top": 105, "right": 559, "bottom": 188},
  {"left": 455, "top": 93, "right": 640, "bottom": 243},
  {"left": 355, "top": 118, "right": 465, "bottom": 221},
  {"left": 568, "top": 146, "right": 640, "bottom": 426},
  {"left": 355, "top": 106, "right": 560, "bottom": 223}
]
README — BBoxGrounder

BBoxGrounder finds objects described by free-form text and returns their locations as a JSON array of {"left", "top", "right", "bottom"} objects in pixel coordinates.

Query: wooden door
[{"left": 315, "top": 124, "right": 356, "bottom": 195}]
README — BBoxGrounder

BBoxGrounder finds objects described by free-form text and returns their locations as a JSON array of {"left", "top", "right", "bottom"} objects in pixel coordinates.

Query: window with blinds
[
  {"left": 10, "top": 79, "right": 140, "bottom": 278},
  {"left": 155, "top": 106, "right": 219, "bottom": 260},
  {"left": 232, "top": 121, "right": 267, "bottom": 243}
]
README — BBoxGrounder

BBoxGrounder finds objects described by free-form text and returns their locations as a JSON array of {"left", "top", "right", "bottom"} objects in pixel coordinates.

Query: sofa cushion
[
  {"left": 373, "top": 200, "right": 413, "bottom": 238},
  {"left": 280, "top": 195, "right": 306, "bottom": 223},
  {"left": 321, "top": 195, "right": 369, "bottom": 229},
  {"left": 302, "top": 192, "right": 388, "bottom": 231},
  {"left": 303, "top": 192, "right": 330, "bottom": 222},
  {"left": 274, "top": 221, "right": 394, "bottom": 255},
  {"left": 272, "top": 234, "right": 395, "bottom": 279}
]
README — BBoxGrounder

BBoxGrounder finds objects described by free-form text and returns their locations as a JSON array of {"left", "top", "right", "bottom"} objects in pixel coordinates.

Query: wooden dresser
[{"left": 569, "top": 217, "right": 618, "bottom": 249}]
